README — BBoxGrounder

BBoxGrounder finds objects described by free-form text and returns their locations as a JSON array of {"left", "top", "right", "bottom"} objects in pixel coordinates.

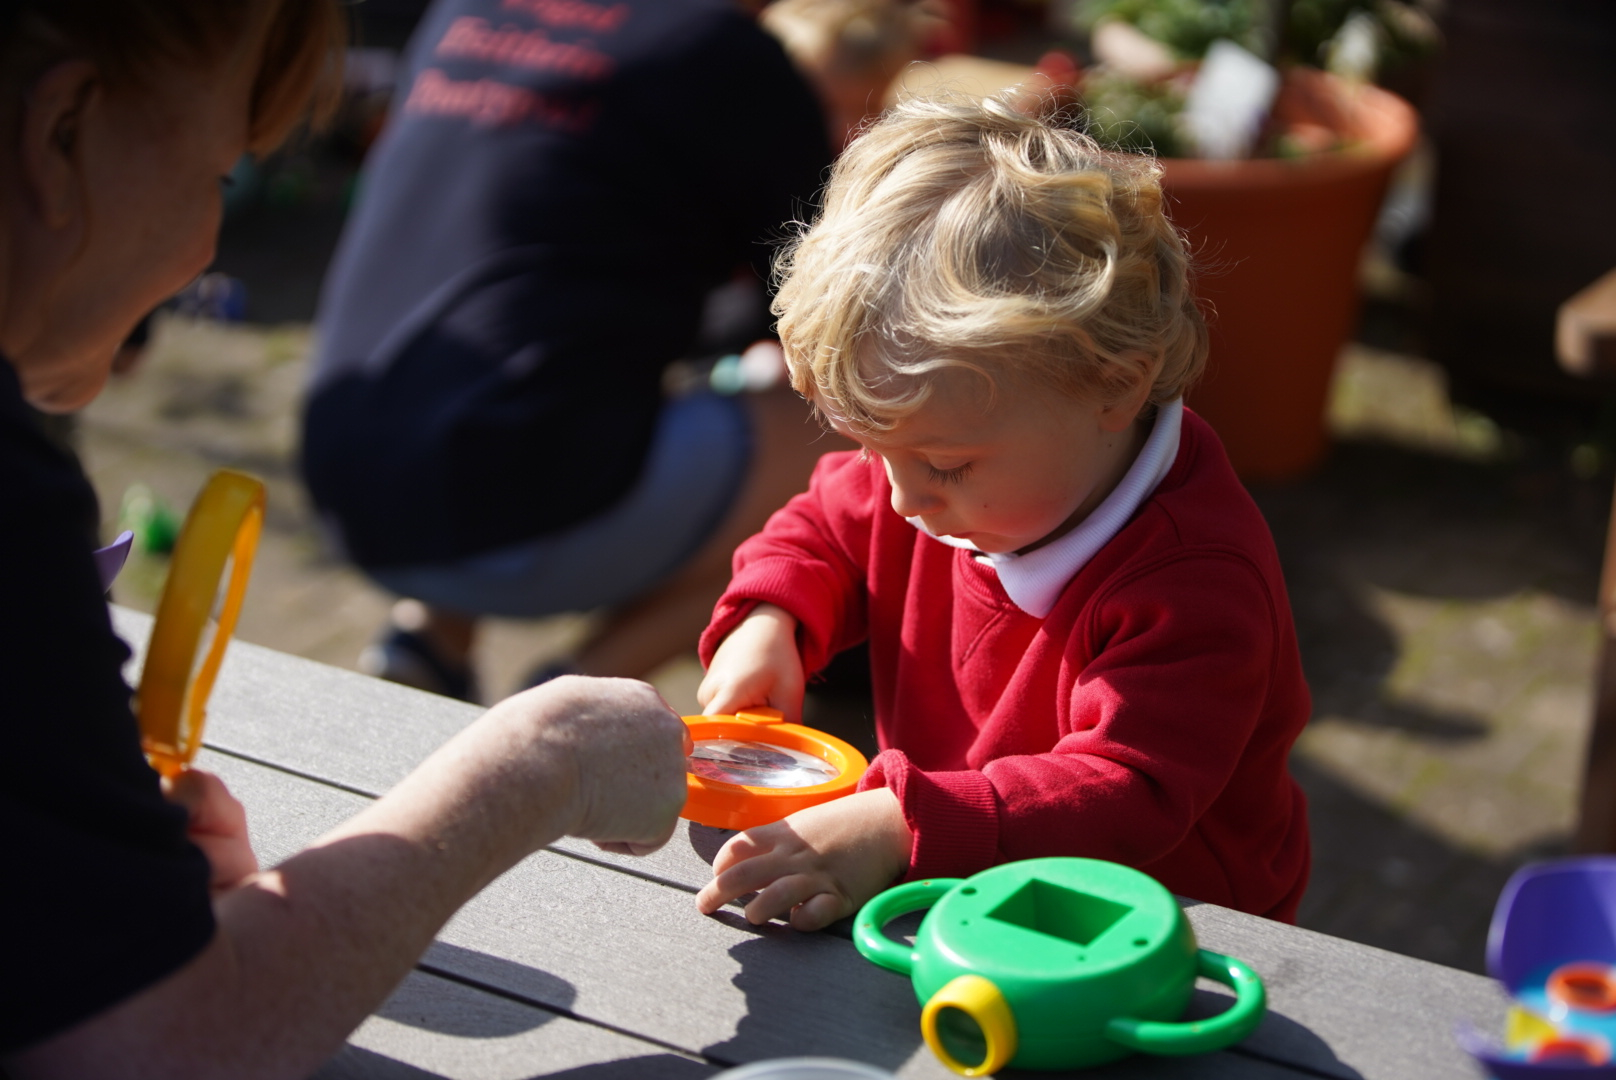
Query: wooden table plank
[
  {"left": 139, "top": 614, "right": 1507, "bottom": 1079},
  {"left": 313, "top": 970, "right": 717, "bottom": 1080}
]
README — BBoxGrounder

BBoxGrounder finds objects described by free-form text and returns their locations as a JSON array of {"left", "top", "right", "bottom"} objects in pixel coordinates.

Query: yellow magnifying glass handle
[{"left": 135, "top": 470, "right": 265, "bottom": 778}]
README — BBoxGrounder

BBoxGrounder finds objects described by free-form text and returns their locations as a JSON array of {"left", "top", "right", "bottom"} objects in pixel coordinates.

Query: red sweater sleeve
[
  {"left": 699, "top": 451, "right": 876, "bottom": 676},
  {"left": 864, "top": 551, "right": 1287, "bottom": 885}
]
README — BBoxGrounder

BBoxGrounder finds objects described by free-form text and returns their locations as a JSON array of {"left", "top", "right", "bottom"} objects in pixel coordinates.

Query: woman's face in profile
[{"left": 9, "top": 60, "right": 251, "bottom": 412}]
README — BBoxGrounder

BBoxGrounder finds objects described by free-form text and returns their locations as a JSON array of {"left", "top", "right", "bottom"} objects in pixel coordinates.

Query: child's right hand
[{"left": 697, "top": 603, "right": 806, "bottom": 723}]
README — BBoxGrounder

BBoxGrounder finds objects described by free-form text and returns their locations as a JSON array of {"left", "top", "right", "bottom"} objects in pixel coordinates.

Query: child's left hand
[
  {"left": 695, "top": 787, "right": 913, "bottom": 931},
  {"left": 162, "top": 767, "right": 260, "bottom": 896}
]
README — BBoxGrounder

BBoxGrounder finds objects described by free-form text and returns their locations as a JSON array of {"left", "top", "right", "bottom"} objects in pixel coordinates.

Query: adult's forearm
[
  {"left": 10, "top": 703, "right": 579, "bottom": 1080},
  {"left": 8, "top": 676, "right": 687, "bottom": 1080},
  {"left": 203, "top": 718, "right": 581, "bottom": 1078}
]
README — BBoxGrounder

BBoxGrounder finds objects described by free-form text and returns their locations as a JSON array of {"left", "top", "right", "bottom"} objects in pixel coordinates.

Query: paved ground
[{"left": 70, "top": 185, "right": 1608, "bottom": 976}]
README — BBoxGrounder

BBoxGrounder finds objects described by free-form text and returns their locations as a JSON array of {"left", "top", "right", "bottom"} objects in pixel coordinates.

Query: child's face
[{"left": 832, "top": 370, "right": 1147, "bottom": 555}]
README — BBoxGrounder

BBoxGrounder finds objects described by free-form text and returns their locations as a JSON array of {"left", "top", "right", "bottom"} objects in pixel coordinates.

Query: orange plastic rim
[
  {"left": 1547, "top": 963, "right": 1616, "bottom": 1013},
  {"left": 682, "top": 707, "right": 868, "bottom": 830},
  {"left": 1530, "top": 1036, "right": 1610, "bottom": 1066}
]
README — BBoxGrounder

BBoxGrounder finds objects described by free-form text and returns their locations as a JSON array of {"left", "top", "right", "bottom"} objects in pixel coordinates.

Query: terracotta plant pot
[{"left": 1166, "top": 70, "right": 1419, "bottom": 481}]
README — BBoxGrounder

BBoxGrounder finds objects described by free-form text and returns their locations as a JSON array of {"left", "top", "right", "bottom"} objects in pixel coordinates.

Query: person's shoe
[{"left": 359, "top": 625, "right": 479, "bottom": 703}]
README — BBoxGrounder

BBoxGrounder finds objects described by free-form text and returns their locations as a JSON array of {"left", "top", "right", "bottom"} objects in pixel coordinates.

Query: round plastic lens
[
  {"left": 934, "top": 1006, "right": 989, "bottom": 1070},
  {"left": 687, "top": 739, "right": 840, "bottom": 789}
]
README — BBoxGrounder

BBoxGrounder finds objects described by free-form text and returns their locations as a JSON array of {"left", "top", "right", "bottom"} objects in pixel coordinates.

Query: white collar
[{"left": 909, "top": 399, "right": 1183, "bottom": 617}]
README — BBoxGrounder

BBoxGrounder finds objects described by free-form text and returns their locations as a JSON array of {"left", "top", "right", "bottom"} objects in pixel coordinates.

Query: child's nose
[{"left": 887, "top": 466, "right": 941, "bottom": 519}]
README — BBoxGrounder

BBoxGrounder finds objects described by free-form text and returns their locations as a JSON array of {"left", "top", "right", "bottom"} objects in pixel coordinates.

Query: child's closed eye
[{"left": 927, "top": 462, "right": 974, "bottom": 484}]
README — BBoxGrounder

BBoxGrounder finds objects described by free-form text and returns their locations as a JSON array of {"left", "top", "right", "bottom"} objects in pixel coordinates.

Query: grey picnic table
[{"left": 111, "top": 608, "right": 1505, "bottom": 1080}]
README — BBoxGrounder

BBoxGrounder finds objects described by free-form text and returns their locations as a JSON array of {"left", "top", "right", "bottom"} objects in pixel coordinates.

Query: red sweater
[{"left": 700, "top": 410, "right": 1311, "bottom": 922}]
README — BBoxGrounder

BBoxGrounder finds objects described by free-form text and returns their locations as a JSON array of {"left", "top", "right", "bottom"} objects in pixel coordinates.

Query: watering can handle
[
  {"left": 1105, "top": 949, "right": 1266, "bottom": 1056},
  {"left": 853, "top": 878, "right": 962, "bottom": 976}
]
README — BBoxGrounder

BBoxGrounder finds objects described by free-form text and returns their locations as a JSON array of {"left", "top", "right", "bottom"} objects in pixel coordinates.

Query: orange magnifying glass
[
  {"left": 135, "top": 469, "right": 265, "bottom": 778},
  {"left": 681, "top": 707, "right": 869, "bottom": 830}
]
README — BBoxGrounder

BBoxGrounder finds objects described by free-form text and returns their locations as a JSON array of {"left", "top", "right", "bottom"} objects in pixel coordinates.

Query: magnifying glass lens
[{"left": 688, "top": 738, "right": 840, "bottom": 789}]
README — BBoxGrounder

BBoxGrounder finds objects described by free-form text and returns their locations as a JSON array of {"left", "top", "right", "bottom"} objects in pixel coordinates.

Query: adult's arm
[{"left": 6, "top": 676, "right": 690, "bottom": 1080}]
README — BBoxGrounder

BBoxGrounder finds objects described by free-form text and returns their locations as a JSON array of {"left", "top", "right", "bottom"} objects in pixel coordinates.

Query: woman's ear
[
  {"left": 18, "top": 60, "right": 99, "bottom": 231},
  {"left": 1098, "top": 354, "right": 1160, "bottom": 432}
]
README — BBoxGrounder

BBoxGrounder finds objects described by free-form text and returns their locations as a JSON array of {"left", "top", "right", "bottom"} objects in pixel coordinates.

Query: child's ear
[{"left": 1097, "top": 355, "right": 1158, "bottom": 433}]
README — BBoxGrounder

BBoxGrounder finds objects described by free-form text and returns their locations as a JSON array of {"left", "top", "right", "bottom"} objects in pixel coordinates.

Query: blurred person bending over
[
  {"left": 0, "top": 2, "right": 689, "bottom": 1075},
  {"left": 301, "top": 0, "right": 932, "bottom": 701}
]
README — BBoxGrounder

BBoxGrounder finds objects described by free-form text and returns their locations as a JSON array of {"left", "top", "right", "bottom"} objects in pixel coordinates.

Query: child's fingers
[
  {"left": 697, "top": 833, "right": 800, "bottom": 915},
  {"left": 743, "top": 873, "right": 833, "bottom": 926},
  {"left": 695, "top": 865, "right": 771, "bottom": 915},
  {"left": 699, "top": 678, "right": 768, "bottom": 719},
  {"left": 763, "top": 685, "right": 805, "bottom": 727},
  {"left": 789, "top": 890, "right": 852, "bottom": 932},
  {"left": 695, "top": 877, "right": 737, "bottom": 915},
  {"left": 697, "top": 664, "right": 761, "bottom": 712},
  {"left": 704, "top": 846, "right": 792, "bottom": 910},
  {"left": 710, "top": 825, "right": 782, "bottom": 875}
]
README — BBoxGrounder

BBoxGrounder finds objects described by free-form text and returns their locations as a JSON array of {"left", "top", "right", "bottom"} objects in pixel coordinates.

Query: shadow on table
[
  {"left": 400, "top": 942, "right": 577, "bottom": 1037},
  {"left": 1189, "top": 991, "right": 1365, "bottom": 1080},
  {"left": 688, "top": 823, "right": 736, "bottom": 865},
  {"left": 698, "top": 928, "right": 925, "bottom": 1072}
]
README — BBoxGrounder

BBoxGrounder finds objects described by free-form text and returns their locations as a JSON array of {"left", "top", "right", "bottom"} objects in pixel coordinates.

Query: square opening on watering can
[{"left": 985, "top": 879, "right": 1132, "bottom": 948}]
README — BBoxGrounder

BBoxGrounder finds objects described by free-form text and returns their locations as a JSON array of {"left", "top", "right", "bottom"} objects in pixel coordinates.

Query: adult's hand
[
  {"left": 162, "top": 768, "right": 259, "bottom": 895},
  {"left": 486, "top": 676, "right": 690, "bottom": 855}
]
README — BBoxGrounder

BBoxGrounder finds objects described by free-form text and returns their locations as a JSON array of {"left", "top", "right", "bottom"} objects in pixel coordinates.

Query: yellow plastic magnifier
[{"left": 135, "top": 470, "right": 265, "bottom": 778}]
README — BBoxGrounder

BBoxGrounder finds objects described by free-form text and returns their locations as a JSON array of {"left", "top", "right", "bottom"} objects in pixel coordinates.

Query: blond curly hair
[{"left": 773, "top": 93, "right": 1207, "bottom": 432}]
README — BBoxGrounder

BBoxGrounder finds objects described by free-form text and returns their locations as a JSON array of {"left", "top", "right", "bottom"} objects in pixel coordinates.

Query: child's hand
[
  {"left": 162, "top": 768, "right": 259, "bottom": 895},
  {"left": 695, "top": 788, "right": 913, "bottom": 931},
  {"left": 697, "top": 603, "right": 806, "bottom": 723}
]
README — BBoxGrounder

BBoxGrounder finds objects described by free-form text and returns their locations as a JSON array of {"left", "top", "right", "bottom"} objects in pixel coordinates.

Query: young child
[{"left": 693, "top": 93, "right": 1311, "bottom": 932}]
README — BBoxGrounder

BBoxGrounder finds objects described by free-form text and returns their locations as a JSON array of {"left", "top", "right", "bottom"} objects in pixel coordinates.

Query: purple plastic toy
[
  {"left": 1461, "top": 858, "right": 1616, "bottom": 1078},
  {"left": 93, "top": 530, "right": 134, "bottom": 591}
]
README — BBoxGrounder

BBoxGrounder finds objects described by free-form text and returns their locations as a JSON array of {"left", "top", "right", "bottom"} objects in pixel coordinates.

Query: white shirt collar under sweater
[{"left": 908, "top": 398, "right": 1184, "bottom": 618}]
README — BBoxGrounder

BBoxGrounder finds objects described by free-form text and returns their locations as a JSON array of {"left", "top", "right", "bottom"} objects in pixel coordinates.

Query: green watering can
[{"left": 853, "top": 858, "right": 1266, "bottom": 1075}]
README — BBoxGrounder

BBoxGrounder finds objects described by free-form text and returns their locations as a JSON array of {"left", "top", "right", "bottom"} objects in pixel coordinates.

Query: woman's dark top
[
  {"left": 0, "top": 357, "right": 215, "bottom": 1054},
  {"left": 302, "top": 0, "right": 831, "bottom": 568}
]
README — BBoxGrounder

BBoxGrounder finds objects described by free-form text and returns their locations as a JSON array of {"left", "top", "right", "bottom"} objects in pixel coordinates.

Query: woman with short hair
[{"left": 0, "top": 4, "right": 689, "bottom": 1073}]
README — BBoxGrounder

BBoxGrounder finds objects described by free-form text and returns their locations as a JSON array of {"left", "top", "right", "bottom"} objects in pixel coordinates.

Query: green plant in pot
[{"left": 1061, "top": 0, "right": 1433, "bottom": 480}]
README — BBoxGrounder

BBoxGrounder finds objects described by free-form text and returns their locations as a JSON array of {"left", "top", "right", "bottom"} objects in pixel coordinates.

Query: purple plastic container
[{"left": 1462, "top": 858, "right": 1616, "bottom": 1078}]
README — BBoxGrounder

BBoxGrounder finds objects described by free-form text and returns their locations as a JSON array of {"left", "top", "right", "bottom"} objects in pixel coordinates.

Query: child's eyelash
[
  {"left": 928, "top": 462, "right": 974, "bottom": 484},
  {"left": 855, "top": 447, "right": 971, "bottom": 484}
]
